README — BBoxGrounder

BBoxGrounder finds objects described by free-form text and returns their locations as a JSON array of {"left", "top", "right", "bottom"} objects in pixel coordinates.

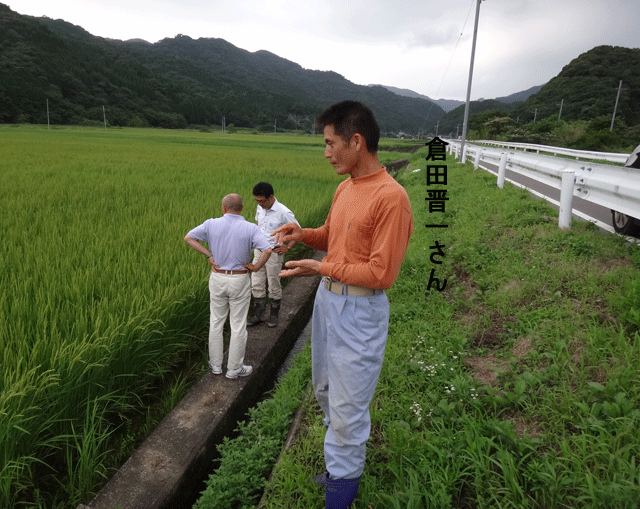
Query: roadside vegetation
[
  {"left": 436, "top": 46, "right": 640, "bottom": 153},
  {"left": 465, "top": 111, "right": 639, "bottom": 154},
  {"left": 195, "top": 148, "right": 640, "bottom": 508},
  {"left": 193, "top": 343, "right": 313, "bottom": 509}
]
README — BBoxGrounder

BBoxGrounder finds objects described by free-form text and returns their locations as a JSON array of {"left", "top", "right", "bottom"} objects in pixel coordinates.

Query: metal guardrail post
[
  {"left": 497, "top": 152, "right": 507, "bottom": 189},
  {"left": 558, "top": 169, "right": 576, "bottom": 229},
  {"left": 474, "top": 150, "right": 482, "bottom": 170},
  {"left": 443, "top": 138, "right": 637, "bottom": 231}
]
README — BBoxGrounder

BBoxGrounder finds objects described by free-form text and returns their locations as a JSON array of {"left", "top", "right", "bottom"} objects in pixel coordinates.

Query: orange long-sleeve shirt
[{"left": 302, "top": 168, "right": 414, "bottom": 290}]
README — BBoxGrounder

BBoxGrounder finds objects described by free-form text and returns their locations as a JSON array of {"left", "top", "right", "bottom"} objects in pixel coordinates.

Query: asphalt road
[{"left": 478, "top": 159, "right": 617, "bottom": 234}]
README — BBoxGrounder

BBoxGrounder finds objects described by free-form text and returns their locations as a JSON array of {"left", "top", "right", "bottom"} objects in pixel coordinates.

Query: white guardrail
[
  {"left": 444, "top": 139, "right": 640, "bottom": 230},
  {"left": 473, "top": 140, "right": 629, "bottom": 165}
]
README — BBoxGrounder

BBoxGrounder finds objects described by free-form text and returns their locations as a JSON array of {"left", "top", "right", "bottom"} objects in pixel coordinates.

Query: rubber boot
[
  {"left": 325, "top": 476, "right": 361, "bottom": 509},
  {"left": 266, "top": 299, "right": 281, "bottom": 328},
  {"left": 247, "top": 297, "right": 267, "bottom": 326},
  {"left": 311, "top": 471, "right": 329, "bottom": 487}
]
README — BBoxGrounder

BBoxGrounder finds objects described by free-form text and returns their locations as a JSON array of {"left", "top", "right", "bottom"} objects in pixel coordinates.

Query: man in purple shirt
[{"left": 184, "top": 194, "right": 272, "bottom": 379}]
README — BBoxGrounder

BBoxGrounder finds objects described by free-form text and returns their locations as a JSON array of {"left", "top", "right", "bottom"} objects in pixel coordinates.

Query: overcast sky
[{"left": 9, "top": 0, "right": 640, "bottom": 101}]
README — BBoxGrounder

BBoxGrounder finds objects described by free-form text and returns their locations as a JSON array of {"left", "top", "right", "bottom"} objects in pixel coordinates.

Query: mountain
[
  {"left": 0, "top": 3, "right": 445, "bottom": 133},
  {"left": 2, "top": 4, "right": 637, "bottom": 136},
  {"left": 423, "top": 85, "right": 544, "bottom": 135},
  {"left": 379, "top": 83, "right": 542, "bottom": 112},
  {"left": 431, "top": 99, "right": 517, "bottom": 137},
  {"left": 494, "top": 85, "right": 543, "bottom": 104},
  {"left": 415, "top": 46, "right": 640, "bottom": 138},
  {"left": 378, "top": 85, "right": 464, "bottom": 112},
  {"left": 513, "top": 46, "right": 640, "bottom": 124}
]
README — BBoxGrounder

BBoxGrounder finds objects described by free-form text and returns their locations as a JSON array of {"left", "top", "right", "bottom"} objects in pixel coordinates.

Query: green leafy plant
[
  {"left": 194, "top": 344, "right": 311, "bottom": 509},
  {"left": 259, "top": 149, "right": 640, "bottom": 509}
]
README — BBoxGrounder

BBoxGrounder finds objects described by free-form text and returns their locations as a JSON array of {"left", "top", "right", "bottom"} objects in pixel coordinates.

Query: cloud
[{"left": 406, "top": 24, "right": 465, "bottom": 50}]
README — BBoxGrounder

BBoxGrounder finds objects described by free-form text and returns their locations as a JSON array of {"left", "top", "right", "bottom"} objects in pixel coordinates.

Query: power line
[{"left": 421, "top": 0, "right": 476, "bottom": 134}]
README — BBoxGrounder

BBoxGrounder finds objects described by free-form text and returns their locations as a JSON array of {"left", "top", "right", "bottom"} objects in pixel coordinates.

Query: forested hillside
[
  {"left": 0, "top": 3, "right": 444, "bottom": 132},
  {"left": 515, "top": 46, "right": 640, "bottom": 124},
  {"left": 2, "top": 2, "right": 638, "bottom": 143},
  {"left": 436, "top": 46, "right": 640, "bottom": 143}
]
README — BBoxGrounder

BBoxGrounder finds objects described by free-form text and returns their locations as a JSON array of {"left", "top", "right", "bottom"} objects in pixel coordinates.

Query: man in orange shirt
[{"left": 273, "top": 101, "right": 413, "bottom": 508}]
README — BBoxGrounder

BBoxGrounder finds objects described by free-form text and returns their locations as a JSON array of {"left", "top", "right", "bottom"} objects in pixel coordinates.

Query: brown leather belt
[
  {"left": 323, "top": 277, "right": 380, "bottom": 296},
  {"left": 213, "top": 268, "right": 249, "bottom": 275}
]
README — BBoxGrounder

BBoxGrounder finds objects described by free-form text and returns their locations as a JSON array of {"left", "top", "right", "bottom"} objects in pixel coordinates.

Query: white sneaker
[
  {"left": 225, "top": 365, "right": 253, "bottom": 379},
  {"left": 209, "top": 362, "right": 222, "bottom": 375}
]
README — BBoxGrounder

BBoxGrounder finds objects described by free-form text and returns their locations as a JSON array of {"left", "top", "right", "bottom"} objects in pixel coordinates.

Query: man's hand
[
  {"left": 278, "top": 259, "right": 321, "bottom": 278},
  {"left": 244, "top": 248, "right": 272, "bottom": 273},
  {"left": 273, "top": 240, "right": 296, "bottom": 255},
  {"left": 208, "top": 257, "right": 220, "bottom": 271},
  {"left": 271, "top": 222, "right": 303, "bottom": 246}
]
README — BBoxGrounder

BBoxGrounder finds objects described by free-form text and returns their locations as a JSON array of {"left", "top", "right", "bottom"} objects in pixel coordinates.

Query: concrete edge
[{"left": 81, "top": 252, "right": 325, "bottom": 509}]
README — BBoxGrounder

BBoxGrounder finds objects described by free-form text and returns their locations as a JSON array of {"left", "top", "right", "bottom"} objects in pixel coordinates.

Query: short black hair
[
  {"left": 252, "top": 181, "right": 274, "bottom": 198},
  {"left": 316, "top": 100, "right": 380, "bottom": 153}
]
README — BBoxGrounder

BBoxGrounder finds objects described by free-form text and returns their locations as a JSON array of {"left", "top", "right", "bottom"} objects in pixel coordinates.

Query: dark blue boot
[{"left": 325, "top": 475, "right": 361, "bottom": 509}]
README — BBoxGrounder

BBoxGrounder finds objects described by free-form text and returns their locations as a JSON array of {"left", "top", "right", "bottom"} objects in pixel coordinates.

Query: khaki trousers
[
  {"left": 250, "top": 249, "right": 285, "bottom": 300},
  {"left": 208, "top": 271, "right": 251, "bottom": 370}
]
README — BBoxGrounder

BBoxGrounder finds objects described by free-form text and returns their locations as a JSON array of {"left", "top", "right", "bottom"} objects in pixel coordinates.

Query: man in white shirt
[
  {"left": 184, "top": 194, "right": 272, "bottom": 379},
  {"left": 247, "top": 182, "right": 298, "bottom": 328}
]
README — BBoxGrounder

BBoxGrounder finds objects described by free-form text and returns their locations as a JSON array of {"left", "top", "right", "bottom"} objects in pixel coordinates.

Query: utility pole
[
  {"left": 558, "top": 99, "right": 563, "bottom": 120},
  {"left": 47, "top": 99, "right": 50, "bottom": 130},
  {"left": 459, "top": 0, "right": 483, "bottom": 161},
  {"left": 610, "top": 80, "right": 622, "bottom": 131}
]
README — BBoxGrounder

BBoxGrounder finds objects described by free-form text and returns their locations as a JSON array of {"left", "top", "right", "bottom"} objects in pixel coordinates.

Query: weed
[{"left": 258, "top": 149, "right": 640, "bottom": 509}]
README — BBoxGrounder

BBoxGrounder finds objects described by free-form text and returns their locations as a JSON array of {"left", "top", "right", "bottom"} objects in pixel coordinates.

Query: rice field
[{"left": 0, "top": 125, "right": 346, "bottom": 508}]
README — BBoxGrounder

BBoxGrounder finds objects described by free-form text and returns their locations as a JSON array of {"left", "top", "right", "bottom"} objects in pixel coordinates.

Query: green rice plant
[
  {"left": 62, "top": 398, "right": 116, "bottom": 507},
  {"left": 0, "top": 126, "right": 343, "bottom": 508}
]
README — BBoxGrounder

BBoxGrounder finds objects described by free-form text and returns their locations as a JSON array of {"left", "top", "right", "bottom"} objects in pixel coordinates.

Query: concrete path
[{"left": 78, "top": 252, "right": 323, "bottom": 509}]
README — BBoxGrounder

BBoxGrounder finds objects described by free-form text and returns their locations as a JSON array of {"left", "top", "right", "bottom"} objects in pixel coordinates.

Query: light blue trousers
[{"left": 311, "top": 283, "right": 389, "bottom": 479}]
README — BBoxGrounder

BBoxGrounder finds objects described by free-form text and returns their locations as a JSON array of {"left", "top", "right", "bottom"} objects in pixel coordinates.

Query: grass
[
  {"left": 221, "top": 147, "right": 640, "bottom": 508},
  {"left": 193, "top": 343, "right": 313, "bottom": 509},
  {"left": 8, "top": 124, "right": 638, "bottom": 508}
]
